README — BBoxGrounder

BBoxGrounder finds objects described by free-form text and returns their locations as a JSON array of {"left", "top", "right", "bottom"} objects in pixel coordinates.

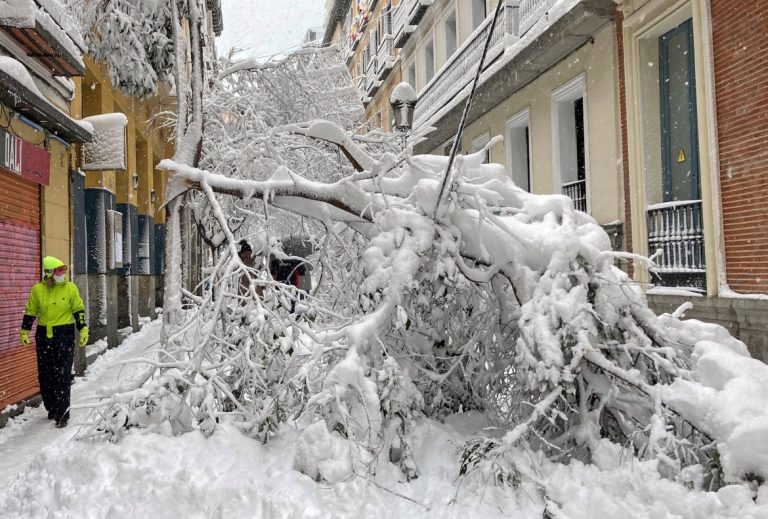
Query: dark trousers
[{"left": 35, "top": 325, "right": 75, "bottom": 423}]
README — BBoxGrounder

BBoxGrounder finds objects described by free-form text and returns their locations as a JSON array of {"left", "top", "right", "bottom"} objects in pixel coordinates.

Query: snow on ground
[
  {"left": 2, "top": 318, "right": 768, "bottom": 518},
  {"left": 0, "top": 319, "right": 161, "bottom": 490}
]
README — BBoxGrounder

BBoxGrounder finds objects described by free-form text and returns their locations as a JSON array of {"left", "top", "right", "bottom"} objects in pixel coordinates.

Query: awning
[{"left": 0, "top": 67, "right": 92, "bottom": 144}]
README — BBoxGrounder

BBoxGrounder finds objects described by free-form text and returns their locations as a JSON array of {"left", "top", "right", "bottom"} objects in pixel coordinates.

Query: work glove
[
  {"left": 20, "top": 330, "right": 31, "bottom": 345},
  {"left": 79, "top": 326, "right": 89, "bottom": 347}
]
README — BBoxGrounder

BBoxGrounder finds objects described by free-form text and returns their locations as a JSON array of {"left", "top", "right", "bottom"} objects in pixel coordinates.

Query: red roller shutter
[{"left": 0, "top": 169, "right": 41, "bottom": 410}]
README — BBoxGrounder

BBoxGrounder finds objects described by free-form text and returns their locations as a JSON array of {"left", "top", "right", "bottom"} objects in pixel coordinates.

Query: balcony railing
[
  {"left": 647, "top": 200, "right": 705, "bottom": 273},
  {"left": 393, "top": 0, "right": 434, "bottom": 48},
  {"left": 413, "top": 3, "right": 518, "bottom": 127},
  {"left": 376, "top": 35, "right": 395, "bottom": 79},
  {"left": 519, "top": 0, "right": 557, "bottom": 35},
  {"left": 562, "top": 179, "right": 587, "bottom": 213},
  {"left": 365, "top": 58, "right": 381, "bottom": 96}
]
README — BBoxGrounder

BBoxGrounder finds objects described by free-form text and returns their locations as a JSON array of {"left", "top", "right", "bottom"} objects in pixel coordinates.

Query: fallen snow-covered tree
[{"left": 73, "top": 14, "right": 766, "bottom": 502}]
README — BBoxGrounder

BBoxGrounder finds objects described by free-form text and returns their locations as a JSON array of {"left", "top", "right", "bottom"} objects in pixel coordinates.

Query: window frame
[{"left": 505, "top": 108, "right": 532, "bottom": 192}]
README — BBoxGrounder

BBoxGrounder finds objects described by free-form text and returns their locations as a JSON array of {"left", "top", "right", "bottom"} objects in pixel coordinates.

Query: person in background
[
  {"left": 238, "top": 239, "right": 263, "bottom": 297},
  {"left": 19, "top": 256, "right": 88, "bottom": 428}
]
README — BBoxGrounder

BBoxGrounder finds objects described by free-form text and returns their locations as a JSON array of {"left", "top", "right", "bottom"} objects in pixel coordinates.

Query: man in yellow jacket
[{"left": 19, "top": 256, "right": 88, "bottom": 428}]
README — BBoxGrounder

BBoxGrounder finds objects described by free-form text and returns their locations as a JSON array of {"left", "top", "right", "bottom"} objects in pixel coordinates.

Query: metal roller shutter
[{"left": 0, "top": 169, "right": 41, "bottom": 409}]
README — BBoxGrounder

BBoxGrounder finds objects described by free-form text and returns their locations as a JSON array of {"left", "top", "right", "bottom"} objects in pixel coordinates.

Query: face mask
[{"left": 53, "top": 274, "right": 66, "bottom": 284}]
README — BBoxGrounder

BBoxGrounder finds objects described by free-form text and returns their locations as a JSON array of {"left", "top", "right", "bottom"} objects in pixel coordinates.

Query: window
[
  {"left": 424, "top": 37, "right": 435, "bottom": 83},
  {"left": 444, "top": 10, "right": 457, "bottom": 59},
  {"left": 407, "top": 61, "right": 417, "bottom": 89},
  {"left": 506, "top": 109, "right": 531, "bottom": 192},
  {"left": 472, "top": 132, "right": 491, "bottom": 164},
  {"left": 623, "top": 5, "right": 710, "bottom": 289},
  {"left": 470, "top": 0, "right": 487, "bottom": 32},
  {"left": 384, "top": 2, "right": 393, "bottom": 35},
  {"left": 552, "top": 75, "right": 587, "bottom": 212}
]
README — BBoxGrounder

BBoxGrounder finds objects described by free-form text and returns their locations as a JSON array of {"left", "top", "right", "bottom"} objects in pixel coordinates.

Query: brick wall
[{"left": 711, "top": 0, "right": 768, "bottom": 293}]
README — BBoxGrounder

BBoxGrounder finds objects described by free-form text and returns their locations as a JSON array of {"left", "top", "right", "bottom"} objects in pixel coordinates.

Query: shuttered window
[{"left": 0, "top": 169, "right": 41, "bottom": 409}]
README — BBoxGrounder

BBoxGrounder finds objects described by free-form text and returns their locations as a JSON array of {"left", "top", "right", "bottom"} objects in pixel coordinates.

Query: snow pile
[
  {"left": 81, "top": 113, "right": 128, "bottom": 171},
  {"left": 2, "top": 417, "right": 767, "bottom": 518},
  {"left": 660, "top": 316, "right": 768, "bottom": 482},
  {"left": 0, "top": 56, "right": 44, "bottom": 98},
  {"left": 35, "top": 7, "right": 84, "bottom": 68},
  {"left": 0, "top": 1, "right": 84, "bottom": 68},
  {"left": 36, "top": 0, "right": 86, "bottom": 51}
]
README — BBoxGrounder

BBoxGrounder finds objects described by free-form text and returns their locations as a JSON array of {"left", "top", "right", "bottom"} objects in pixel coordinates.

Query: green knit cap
[{"left": 43, "top": 256, "right": 65, "bottom": 271}]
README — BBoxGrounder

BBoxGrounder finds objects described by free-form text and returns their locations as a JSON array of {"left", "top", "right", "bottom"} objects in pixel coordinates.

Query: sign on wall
[
  {"left": 106, "top": 210, "right": 124, "bottom": 270},
  {"left": 0, "top": 127, "right": 51, "bottom": 185}
]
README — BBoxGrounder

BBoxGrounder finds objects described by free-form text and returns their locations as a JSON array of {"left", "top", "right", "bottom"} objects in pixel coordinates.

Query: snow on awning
[
  {"left": 0, "top": 56, "right": 91, "bottom": 143},
  {"left": 0, "top": 0, "right": 85, "bottom": 76},
  {"left": 81, "top": 113, "right": 128, "bottom": 171}
]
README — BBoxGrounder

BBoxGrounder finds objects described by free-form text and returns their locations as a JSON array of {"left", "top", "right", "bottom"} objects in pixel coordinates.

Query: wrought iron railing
[
  {"left": 646, "top": 200, "right": 705, "bottom": 272},
  {"left": 562, "top": 179, "right": 587, "bottom": 213}
]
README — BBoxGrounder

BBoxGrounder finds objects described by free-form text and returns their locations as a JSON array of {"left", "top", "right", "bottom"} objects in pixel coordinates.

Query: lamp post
[{"left": 389, "top": 82, "right": 417, "bottom": 133}]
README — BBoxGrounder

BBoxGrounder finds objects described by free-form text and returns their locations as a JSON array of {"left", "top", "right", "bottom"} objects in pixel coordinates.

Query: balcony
[
  {"left": 647, "top": 200, "right": 706, "bottom": 289},
  {"left": 376, "top": 35, "right": 395, "bottom": 80},
  {"left": 393, "top": 0, "right": 434, "bottom": 48},
  {"left": 563, "top": 179, "right": 587, "bottom": 213},
  {"left": 519, "top": 0, "right": 557, "bottom": 35},
  {"left": 413, "top": 2, "right": 517, "bottom": 127},
  {"left": 364, "top": 58, "right": 381, "bottom": 96},
  {"left": 412, "top": 0, "right": 616, "bottom": 154}
]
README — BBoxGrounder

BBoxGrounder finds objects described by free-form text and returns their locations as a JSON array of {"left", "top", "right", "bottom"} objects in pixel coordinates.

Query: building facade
[
  {"left": 618, "top": 0, "right": 768, "bottom": 360},
  {"left": 324, "top": 0, "right": 403, "bottom": 131},
  {"left": 0, "top": 1, "right": 93, "bottom": 412},
  {"left": 326, "top": 0, "right": 768, "bottom": 360},
  {"left": 0, "top": 0, "right": 223, "bottom": 416}
]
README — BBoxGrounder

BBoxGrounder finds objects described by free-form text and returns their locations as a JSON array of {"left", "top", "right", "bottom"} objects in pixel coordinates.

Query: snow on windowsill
[
  {"left": 646, "top": 286, "right": 704, "bottom": 298},
  {"left": 719, "top": 287, "right": 768, "bottom": 301}
]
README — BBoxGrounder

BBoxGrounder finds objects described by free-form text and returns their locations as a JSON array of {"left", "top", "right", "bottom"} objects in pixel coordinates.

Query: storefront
[{"left": 0, "top": 126, "right": 51, "bottom": 409}]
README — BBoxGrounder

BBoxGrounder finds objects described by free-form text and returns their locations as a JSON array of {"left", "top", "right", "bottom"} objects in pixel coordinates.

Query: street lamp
[
  {"left": 132, "top": 173, "right": 139, "bottom": 189},
  {"left": 389, "top": 82, "right": 417, "bottom": 132},
  {"left": 150, "top": 189, "right": 157, "bottom": 204}
]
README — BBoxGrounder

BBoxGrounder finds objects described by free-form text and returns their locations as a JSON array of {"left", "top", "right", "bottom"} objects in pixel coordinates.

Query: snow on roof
[
  {"left": 34, "top": 7, "right": 84, "bottom": 70},
  {"left": 35, "top": 0, "right": 86, "bottom": 51},
  {"left": 0, "top": 0, "right": 36, "bottom": 27},
  {"left": 0, "top": 0, "right": 84, "bottom": 70},
  {"left": 0, "top": 55, "right": 45, "bottom": 98},
  {"left": 81, "top": 113, "right": 128, "bottom": 171}
]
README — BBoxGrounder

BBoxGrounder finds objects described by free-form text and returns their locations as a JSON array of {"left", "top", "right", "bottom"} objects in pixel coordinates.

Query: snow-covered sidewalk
[{"left": 0, "top": 319, "right": 162, "bottom": 490}]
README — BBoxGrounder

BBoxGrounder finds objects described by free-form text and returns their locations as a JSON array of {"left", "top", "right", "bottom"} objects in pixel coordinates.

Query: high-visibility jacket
[{"left": 22, "top": 280, "right": 86, "bottom": 338}]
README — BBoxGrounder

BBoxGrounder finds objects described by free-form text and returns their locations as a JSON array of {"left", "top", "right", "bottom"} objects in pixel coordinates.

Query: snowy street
[
  {"left": 3, "top": 0, "right": 768, "bottom": 516},
  {"left": 2, "top": 319, "right": 768, "bottom": 518}
]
